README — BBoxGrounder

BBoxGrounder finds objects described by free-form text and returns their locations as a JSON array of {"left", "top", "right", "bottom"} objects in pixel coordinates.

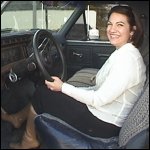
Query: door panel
[
  {"left": 92, "top": 45, "right": 115, "bottom": 68},
  {"left": 66, "top": 40, "right": 115, "bottom": 78}
]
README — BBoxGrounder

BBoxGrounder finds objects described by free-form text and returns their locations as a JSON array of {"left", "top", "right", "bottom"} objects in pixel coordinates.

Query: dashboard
[
  {"left": 1, "top": 30, "right": 61, "bottom": 85},
  {"left": 1, "top": 45, "right": 27, "bottom": 67},
  {"left": 1, "top": 33, "right": 33, "bottom": 67},
  {"left": 1, "top": 32, "right": 38, "bottom": 88},
  {"left": 1, "top": 32, "right": 35, "bottom": 84}
]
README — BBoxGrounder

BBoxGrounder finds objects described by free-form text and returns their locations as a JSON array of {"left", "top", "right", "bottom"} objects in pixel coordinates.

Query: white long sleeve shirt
[{"left": 62, "top": 43, "right": 146, "bottom": 127}]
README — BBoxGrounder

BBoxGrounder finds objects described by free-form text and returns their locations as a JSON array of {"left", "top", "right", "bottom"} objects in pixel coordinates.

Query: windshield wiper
[{"left": 1, "top": 28, "right": 17, "bottom": 33}]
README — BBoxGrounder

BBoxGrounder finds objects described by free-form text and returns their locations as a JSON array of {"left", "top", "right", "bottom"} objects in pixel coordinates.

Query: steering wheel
[{"left": 33, "top": 29, "right": 66, "bottom": 82}]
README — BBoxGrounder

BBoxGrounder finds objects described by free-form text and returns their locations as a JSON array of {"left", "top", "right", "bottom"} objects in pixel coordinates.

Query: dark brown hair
[{"left": 108, "top": 5, "right": 144, "bottom": 48}]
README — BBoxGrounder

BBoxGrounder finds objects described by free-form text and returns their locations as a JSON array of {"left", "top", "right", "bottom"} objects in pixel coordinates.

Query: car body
[{"left": 1, "top": 1, "right": 149, "bottom": 149}]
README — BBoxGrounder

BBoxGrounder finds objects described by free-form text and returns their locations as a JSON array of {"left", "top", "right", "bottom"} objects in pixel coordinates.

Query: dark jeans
[{"left": 32, "top": 85, "right": 121, "bottom": 138}]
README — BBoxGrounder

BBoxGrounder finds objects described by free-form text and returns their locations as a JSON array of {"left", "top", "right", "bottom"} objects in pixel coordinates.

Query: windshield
[{"left": 1, "top": 1, "right": 76, "bottom": 33}]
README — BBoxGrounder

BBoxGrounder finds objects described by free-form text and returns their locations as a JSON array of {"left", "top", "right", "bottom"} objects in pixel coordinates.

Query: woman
[{"left": 1, "top": 5, "right": 146, "bottom": 149}]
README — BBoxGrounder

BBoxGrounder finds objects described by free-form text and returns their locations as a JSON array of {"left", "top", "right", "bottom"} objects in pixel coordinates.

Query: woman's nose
[{"left": 109, "top": 25, "right": 117, "bottom": 32}]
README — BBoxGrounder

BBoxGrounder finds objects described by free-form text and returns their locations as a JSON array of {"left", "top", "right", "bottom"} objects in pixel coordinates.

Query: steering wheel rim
[{"left": 33, "top": 29, "right": 66, "bottom": 82}]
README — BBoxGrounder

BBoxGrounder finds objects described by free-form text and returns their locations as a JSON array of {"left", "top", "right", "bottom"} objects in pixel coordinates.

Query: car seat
[{"left": 34, "top": 67, "right": 149, "bottom": 149}]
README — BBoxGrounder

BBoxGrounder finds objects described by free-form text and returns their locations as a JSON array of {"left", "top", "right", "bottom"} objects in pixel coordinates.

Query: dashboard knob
[
  {"left": 9, "top": 71, "right": 18, "bottom": 83},
  {"left": 27, "top": 62, "right": 36, "bottom": 71}
]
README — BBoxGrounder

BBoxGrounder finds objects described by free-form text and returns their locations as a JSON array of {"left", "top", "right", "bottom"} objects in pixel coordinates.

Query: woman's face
[{"left": 107, "top": 12, "right": 134, "bottom": 49}]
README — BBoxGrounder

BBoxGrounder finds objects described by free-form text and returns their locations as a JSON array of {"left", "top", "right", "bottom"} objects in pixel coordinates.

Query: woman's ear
[
  {"left": 130, "top": 26, "right": 136, "bottom": 36},
  {"left": 133, "top": 26, "right": 136, "bottom": 31},
  {"left": 129, "top": 26, "right": 136, "bottom": 41}
]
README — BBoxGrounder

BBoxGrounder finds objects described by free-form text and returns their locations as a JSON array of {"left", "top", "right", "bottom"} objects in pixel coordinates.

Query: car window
[
  {"left": 1, "top": 1, "right": 75, "bottom": 33},
  {"left": 66, "top": 4, "right": 116, "bottom": 41}
]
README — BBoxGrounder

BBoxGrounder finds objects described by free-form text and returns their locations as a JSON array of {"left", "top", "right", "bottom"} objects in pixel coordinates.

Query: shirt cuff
[{"left": 62, "top": 82, "right": 74, "bottom": 95}]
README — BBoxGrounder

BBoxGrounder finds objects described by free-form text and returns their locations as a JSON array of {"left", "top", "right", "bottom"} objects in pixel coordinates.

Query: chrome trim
[{"left": 1, "top": 1, "right": 10, "bottom": 14}]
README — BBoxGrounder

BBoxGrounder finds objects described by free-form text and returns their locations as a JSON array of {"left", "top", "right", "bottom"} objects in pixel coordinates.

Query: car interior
[{"left": 1, "top": 1, "right": 149, "bottom": 149}]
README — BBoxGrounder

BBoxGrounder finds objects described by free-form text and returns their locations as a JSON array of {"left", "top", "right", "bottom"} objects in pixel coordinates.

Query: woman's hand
[{"left": 45, "top": 76, "right": 63, "bottom": 92}]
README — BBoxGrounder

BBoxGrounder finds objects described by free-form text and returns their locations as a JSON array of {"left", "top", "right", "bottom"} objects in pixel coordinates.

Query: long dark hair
[{"left": 108, "top": 5, "right": 143, "bottom": 48}]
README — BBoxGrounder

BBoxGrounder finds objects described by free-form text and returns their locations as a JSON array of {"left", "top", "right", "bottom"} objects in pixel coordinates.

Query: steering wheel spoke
[{"left": 33, "top": 29, "right": 66, "bottom": 82}]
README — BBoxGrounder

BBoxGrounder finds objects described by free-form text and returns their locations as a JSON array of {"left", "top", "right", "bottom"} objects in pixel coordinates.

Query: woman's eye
[
  {"left": 107, "top": 23, "right": 111, "bottom": 27},
  {"left": 117, "top": 24, "right": 124, "bottom": 27}
]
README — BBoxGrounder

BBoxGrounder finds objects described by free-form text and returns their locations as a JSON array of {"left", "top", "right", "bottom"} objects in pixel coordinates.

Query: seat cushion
[
  {"left": 35, "top": 113, "right": 119, "bottom": 149},
  {"left": 67, "top": 68, "right": 98, "bottom": 87}
]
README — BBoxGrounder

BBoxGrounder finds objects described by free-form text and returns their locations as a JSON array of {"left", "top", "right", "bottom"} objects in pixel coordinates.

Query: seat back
[
  {"left": 118, "top": 71, "right": 149, "bottom": 149},
  {"left": 119, "top": 37, "right": 149, "bottom": 148}
]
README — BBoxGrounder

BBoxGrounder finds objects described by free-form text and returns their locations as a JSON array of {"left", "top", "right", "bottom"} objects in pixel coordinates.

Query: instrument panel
[
  {"left": 1, "top": 34, "right": 32, "bottom": 67},
  {"left": 1, "top": 46, "right": 26, "bottom": 66},
  {"left": 1, "top": 33, "right": 34, "bottom": 86}
]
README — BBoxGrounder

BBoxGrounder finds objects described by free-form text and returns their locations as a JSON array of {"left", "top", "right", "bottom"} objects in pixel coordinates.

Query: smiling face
[{"left": 107, "top": 12, "right": 134, "bottom": 49}]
